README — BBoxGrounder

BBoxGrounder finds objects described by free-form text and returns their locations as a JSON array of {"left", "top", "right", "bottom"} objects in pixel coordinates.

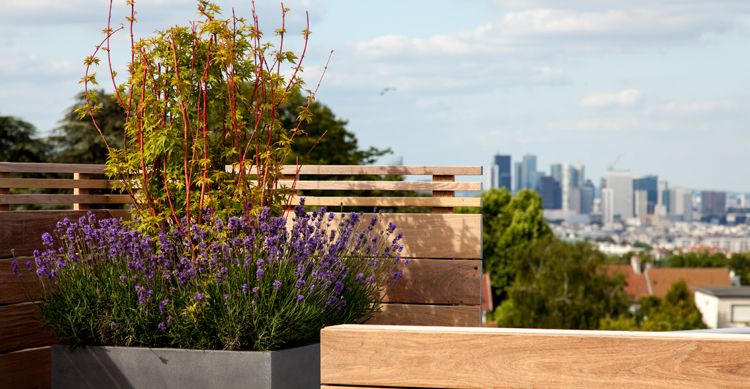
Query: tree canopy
[
  {"left": 466, "top": 188, "right": 552, "bottom": 304},
  {"left": 494, "top": 237, "right": 631, "bottom": 329},
  {"left": 0, "top": 116, "right": 47, "bottom": 162}
]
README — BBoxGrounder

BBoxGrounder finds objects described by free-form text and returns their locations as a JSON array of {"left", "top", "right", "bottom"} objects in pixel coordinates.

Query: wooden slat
[
  {"left": 0, "top": 177, "right": 114, "bottom": 189},
  {"left": 0, "top": 162, "right": 104, "bottom": 174},
  {"left": 0, "top": 258, "right": 40, "bottom": 305},
  {"left": 0, "top": 347, "right": 51, "bottom": 389},
  {"left": 0, "top": 302, "right": 57, "bottom": 353},
  {"left": 231, "top": 165, "right": 483, "bottom": 176},
  {"left": 383, "top": 259, "right": 481, "bottom": 305},
  {"left": 0, "top": 210, "right": 130, "bottom": 258},
  {"left": 276, "top": 180, "right": 481, "bottom": 191},
  {"left": 366, "top": 304, "right": 480, "bottom": 327},
  {"left": 0, "top": 172, "right": 7, "bottom": 212},
  {"left": 290, "top": 196, "right": 480, "bottom": 208},
  {"left": 0, "top": 194, "right": 131, "bottom": 205},
  {"left": 432, "top": 174, "right": 455, "bottom": 214},
  {"left": 286, "top": 213, "right": 481, "bottom": 259},
  {"left": 321, "top": 325, "right": 750, "bottom": 388}
]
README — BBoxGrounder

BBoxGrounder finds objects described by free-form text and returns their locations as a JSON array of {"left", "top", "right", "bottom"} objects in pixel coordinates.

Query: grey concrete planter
[{"left": 51, "top": 343, "right": 320, "bottom": 389}]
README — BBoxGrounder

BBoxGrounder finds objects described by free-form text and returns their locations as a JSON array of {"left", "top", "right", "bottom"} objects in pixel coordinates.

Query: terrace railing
[{"left": 0, "top": 162, "right": 483, "bottom": 388}]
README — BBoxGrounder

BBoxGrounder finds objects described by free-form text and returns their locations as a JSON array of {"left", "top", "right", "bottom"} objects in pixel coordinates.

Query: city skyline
[{"left": 1, "top": 1, "right": 749, "bottom": 191}]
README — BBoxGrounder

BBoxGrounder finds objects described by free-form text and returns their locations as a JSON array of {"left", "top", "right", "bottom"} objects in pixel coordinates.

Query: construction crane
[{"left": 608, "top": 153, "right": 624, "bottom": 171}]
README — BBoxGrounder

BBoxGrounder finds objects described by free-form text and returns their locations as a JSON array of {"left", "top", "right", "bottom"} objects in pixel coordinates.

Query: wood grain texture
[
  {"left": 0, "top": 210, "right": 129, "bottom": 258},
  {"left": 233, "top": 165, "right": 483, "bottom": 176},
  {"left": 0, "top": 258, "right": 40, "bottom": 305},
  {"left": 0, "top": 177, "right": 114, "bottom": 189},
  {"left": 0, "top": 162, "right": 104, "bottom": 174},
  {"left": 321, "top": 325, "right": 750, "bottom": 389},
  {"left": 0, "top": 302, "right": 56, "bottom": 353},
  {"left": 0, "top": 194, "right": 131, "bottom": 205},
  {"left": 0, "top": 173, "right": 8, "bottom": 212},
  {"left": 275, "top": 180, "right": 481, "bottom": 191},
  {"left": 0, "top": 347, "right": 51, "bottom": 389},
  {"left": 286, "top": 213, "right": 482, "bottom": 259},
  {"left": 382, "top": 259, "right": 481, "bottom": 305},
  {"left": 367, "top": 304, "right": 480, "bottom": 327},
  {"left": 290, "top": 196, "right": 480, "bottom": 208}
]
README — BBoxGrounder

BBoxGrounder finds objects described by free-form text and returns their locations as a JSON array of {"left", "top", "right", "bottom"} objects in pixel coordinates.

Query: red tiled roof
[
  {"left": 607, "top": 264, "right": 650, "bottom": 300},
  {"left": 646, "top": 267, "right": 732, "bottom": 298}
]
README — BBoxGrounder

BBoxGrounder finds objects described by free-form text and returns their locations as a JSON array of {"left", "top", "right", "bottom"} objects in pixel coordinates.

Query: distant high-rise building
[
  {"left": 513, "top": 162, "right": 522, "bottom": 192},
  {"left": 549, "top": 163, "right": 585, "bottom": 212},
  {"left": 518, "top": 154, "right": 538, "bottom": 191},
  {"left": 670, "top": 187, "right": 693, "bottom": 221},
  {"left": 601, "top": 188, "right": 615, "bottom": 225},
  {"left": 633, "top": 175, "right": 658, "bottom": 214},
  {"left": 580, "top": 180, "right": 595, "bottom": 214},
  {"left": 656, "top": 180, "right": 669, "bottom": 216},
  {"left": 635, "top": 190, "right": 649, "bottom": 222},
  {"left": 491, "top": 154, "right": 512, "bottom": 190},
  {"left": 702, "top": 191, "right": 727, "bottom": 220},
  {"left": 539, "top": 175, "right": 562, "bottom": 210},
  {"left": 603, "top": 171, "right": 634, "bottom": 222}
]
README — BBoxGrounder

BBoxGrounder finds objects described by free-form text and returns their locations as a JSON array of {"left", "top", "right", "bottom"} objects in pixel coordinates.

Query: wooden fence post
[
  {"left": 432, "top": 175, "right": 455, "bottom": 214},
  {"left": 73, "top": 172, "right": 89, "bottom": 211}
]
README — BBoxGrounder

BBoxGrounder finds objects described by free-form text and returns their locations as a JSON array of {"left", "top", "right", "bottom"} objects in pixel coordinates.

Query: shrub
[{"left": 17, "top": 202, "right": 405, "bottom": 351}]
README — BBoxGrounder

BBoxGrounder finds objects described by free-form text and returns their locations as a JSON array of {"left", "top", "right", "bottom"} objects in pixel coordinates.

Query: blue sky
[{"left": 1, "top": 0, "right": 749, "bottom": 191}]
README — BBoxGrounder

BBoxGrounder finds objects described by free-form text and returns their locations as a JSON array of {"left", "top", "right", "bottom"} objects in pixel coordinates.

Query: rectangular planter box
[{"left": 51, "top": 343, "right": 319, "bottom": 389}]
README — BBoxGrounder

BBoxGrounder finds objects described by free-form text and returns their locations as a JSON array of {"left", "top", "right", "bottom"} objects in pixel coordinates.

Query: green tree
[
  {"left": 0, "top": 116, "right": 47, "bottom": 162},
  {"left": 600, "top": 280, "right": 707, "bottom": 331},
  {"left": 48, "top": 90, "right": 125, "bottom": 164},
  {"left": 494, "top": 237, "right": 631, "bottom": 329},
  {"left": 465, "top": 188, "right": 551, "bottom": 304},
  {"left": 280, "top": 91, "right": 389, "bottom": 166}
]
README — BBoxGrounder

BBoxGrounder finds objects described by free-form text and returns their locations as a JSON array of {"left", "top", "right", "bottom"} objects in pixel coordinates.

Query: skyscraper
[
  {"left": 518, "top": 154, "right": 538, "bottom": 191},
  {"left": 580, "top": 180, "right": 595, "bottom": 214},
  {"left": 702, "top": 191, "right": 727, "bottom": 221},
  {"left": 491, "top": 154, "right": 512, "bottom": 191},
  {"left": 513, "top": 162, "right": 522, "bottom": 192},
  {"left": 633, "top": 175, "right": 658, "bottom": 214},
  {"left": 539, "top": 175, "right": 562, "bottom": 210},
  {"left": 550, "top": 163, "right": 585, "bottom": 212},
  {"left": 603, "top": 171, "right": 634, "bottom": 222}
]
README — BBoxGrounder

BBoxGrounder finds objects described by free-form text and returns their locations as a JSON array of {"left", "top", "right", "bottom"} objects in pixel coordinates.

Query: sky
[{"left": 1, "top": 0, "right": 749, "bottom": 192}]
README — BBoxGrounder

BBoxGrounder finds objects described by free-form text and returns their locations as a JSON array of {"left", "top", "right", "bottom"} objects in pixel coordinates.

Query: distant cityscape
[{"left": 491, "top": 153, "right": 750, "bottom": 255}]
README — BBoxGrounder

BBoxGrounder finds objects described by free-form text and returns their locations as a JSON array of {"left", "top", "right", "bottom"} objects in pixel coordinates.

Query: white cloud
[{"left": 580, "top": 88, "right": 642, "bottom": 108}]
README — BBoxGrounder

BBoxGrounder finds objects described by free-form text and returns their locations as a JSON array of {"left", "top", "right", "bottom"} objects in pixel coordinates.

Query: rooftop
[{"left": 695, "top": 287, "right": 750, "bottom": 298}]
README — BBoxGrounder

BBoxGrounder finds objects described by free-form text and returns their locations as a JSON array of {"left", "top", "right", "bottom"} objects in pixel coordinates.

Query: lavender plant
[{"left": 17, "top": 202, "right": 405, "bottom": 351}]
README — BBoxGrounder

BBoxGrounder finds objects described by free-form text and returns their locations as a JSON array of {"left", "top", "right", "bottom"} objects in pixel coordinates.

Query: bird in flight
[{"left": 380, "top": 87, "right": 396, "bottom": 96}]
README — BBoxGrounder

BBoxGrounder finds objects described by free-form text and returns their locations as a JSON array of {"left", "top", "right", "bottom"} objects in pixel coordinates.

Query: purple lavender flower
[
  {"left": 10, "top": 260, "right": 19, "bottom": 278},
  {"left": 252, "top": 286, "right": 260, "bottom": 295},
  {"left": 297, "top": 294, "right": 304, "bottom": 302},
  {"left": 273, "top": 279, "right": 282, "bottom": 291},
  {"left": 193, "top": 292, "right": 205, "bottom": 302},
  {"left": 241, "top": 283, "right": 248, "bottom": 295},
  {"left": 256, "top": 268, "right": 264, "bottom": 280},
  {"left": 157, "top": 322, "right": 166, "bottom": 331},
  {"left": 159, "top": 299, "right": 169, "bottom": 313}
]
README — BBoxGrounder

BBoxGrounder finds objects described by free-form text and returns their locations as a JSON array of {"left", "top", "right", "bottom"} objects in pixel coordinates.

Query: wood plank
[
  {"left": 0, "top": 172, "right": 7, "bottom": 212},
  {"left": 0, "top": 177, "right": 114, "bottom": 189},
  {"left": 321, "top": 325, "right": 750, "bottom": 389},
  {"left": 0, "top": 194, "right": 132, "bottom": 205},
  {"left": 432, "top": 174, "right": 455, "bottom": 214},
  {"left": 290, "top": 196, "right": 480, "bottom": 208},
  {"left": 286, "top": 213, "right": 481, "bottom": 259},
  {"left": 275, "top": 180, "right": 481, "bottom": 192},
  {"left": 0, "top": 302, "right": 57, "bottom": 353},
  {"left": 0, "top": 162, "right": 105, "bottom": 174},
  {"left": 0, "top": 258, "right": 40, "bottom": 305},
  {"left": 230, "top": 165, "right": 483, "bottom": 176},
  {"left": 0, "top": 210, "right": 130, "bottom": 258},
  {"left": 0, "top": 347, "right": 51, "bottom": 389},
  {"left": 382, "top": 259, "right": 481, "bottom": 305},
  {"left": 366, "top": 304, "right": 480, "bottom": 327}
]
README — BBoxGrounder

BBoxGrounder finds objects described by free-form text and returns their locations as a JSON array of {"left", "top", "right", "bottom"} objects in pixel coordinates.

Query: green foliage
[
  {"left": 463, "top": 188, "right": 552, "bottom": 303},
  {"left": 493, "top": 237, "right": 631, "bottom": 329},
  {"left": 49, "top": 90, "right": 125, "bottom": 164},
  {"left": 0, "top": 116, "right": 47, "bottom": 162},
  {"left": 80, "top": 1, "right": 316, "bottom": 232},
  {"left": 600, "top": 280, "right": 707, "bottom": 331},
  {"left": 662, "top": 251, "right": 750, "bottom": 285},
  {"left": 281, "top": 91, "right": 390, "bottom": 166}
]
